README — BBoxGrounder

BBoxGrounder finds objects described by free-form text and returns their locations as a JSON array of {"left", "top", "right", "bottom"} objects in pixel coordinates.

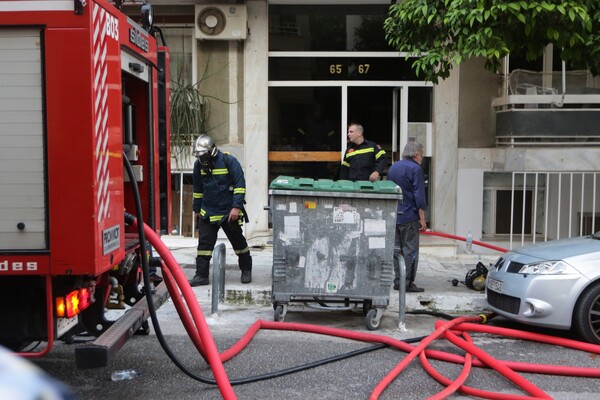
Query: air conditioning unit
[{"left": 195, "top": 4, "right": 247, "bottom": 40}]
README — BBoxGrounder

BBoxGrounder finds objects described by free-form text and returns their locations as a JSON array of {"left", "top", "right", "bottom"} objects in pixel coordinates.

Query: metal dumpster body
[{"left": 269, "top": 176, "right": 402, "bottom": 330}]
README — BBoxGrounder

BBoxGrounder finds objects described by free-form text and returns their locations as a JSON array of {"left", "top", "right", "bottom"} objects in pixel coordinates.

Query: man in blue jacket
[
  {"left": 189, "top": 135, "right": 252, "bottom": 286},
  {"left": 387, "top": 141, "right": 428, "bottom": 292}
]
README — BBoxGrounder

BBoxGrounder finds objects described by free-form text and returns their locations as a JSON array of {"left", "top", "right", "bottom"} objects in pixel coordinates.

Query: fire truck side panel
[{"left": 45, "top": 4, "right": 125, "bottom": 276}]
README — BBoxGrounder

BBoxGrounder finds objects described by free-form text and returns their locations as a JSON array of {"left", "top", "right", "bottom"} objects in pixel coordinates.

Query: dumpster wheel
[
  {"left": 274, "top": 304, "right": 287, "bottom": 322},
  {"left": 365, "top": 308, "right": 383, "bottom": 330}
]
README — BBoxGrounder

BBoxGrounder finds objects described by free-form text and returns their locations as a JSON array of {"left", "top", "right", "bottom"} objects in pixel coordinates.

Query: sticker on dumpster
[
  {"left": 284, "top": 215, "right": 300, "bottom": 239},
  {"left": 289, "top": 202, "right": 297, "bottom": 213},
  {"left": 304, "top": 200, "right": 317, "bottom": 209},
  {"left": 323, "top": 198, "right": 334, "bottom": 209},
  {"left": 326, "top": 282, "right": 337, "bottom": 293},
  {"left": 276, "top": 203, "right": 286, "bottom": 211},
  {"left": 333, "top": 206, "right": 358, "bottom": 224},
  {"left": 364, "top": 219, "right": 386, "bottom": 236},
  {"left": 369, "top": 237, "right": 385, "bottom": 249}
]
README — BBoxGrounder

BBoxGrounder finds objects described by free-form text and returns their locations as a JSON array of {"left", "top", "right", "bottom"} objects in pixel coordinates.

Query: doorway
[
  {"left": 268, "top": 84, "right": 432, "bottom": 181},
  {"left": 347, "top": 86, "right": 395, "bottom": 162}
]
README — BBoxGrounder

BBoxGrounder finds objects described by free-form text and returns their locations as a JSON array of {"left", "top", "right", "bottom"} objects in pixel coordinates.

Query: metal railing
[{"left": 509, "top": 171, "right": 599, "bottom": 249}]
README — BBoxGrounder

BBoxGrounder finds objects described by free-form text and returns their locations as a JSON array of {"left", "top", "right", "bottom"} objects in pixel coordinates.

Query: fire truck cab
[{"left": 0, "top": 0, "right": 171, "bottom": 368}]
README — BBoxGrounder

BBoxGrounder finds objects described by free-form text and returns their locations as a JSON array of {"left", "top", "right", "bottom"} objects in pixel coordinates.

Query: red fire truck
[{"left": 0, "top": 0, "right": 171, "bottom": 368}]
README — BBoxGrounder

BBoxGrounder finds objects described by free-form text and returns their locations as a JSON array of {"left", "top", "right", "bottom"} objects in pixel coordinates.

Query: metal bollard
[
  {"left": 398, "top": 255, "right": 407, "bottom": 332},
  {"left": 211, "top": 243, "right": 226, "bottom": 315}
]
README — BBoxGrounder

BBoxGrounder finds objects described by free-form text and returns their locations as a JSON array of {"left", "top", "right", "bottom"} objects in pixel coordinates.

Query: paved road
[{"left": 32, "top": 293, "right": 600, "bottom": 400}]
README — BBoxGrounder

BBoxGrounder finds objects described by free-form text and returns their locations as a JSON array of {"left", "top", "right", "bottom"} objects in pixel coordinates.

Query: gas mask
[{"left": 197, "top": 151, "right": 213, "bottom": 173}]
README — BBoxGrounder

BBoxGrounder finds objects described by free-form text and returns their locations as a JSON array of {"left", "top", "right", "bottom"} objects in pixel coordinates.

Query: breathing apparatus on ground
[
  {"left": 450, "top": 261, "right": 489, "bottom": 291},
  {"left": 464, "top": 262, "right": 489, "bottom": 291}
]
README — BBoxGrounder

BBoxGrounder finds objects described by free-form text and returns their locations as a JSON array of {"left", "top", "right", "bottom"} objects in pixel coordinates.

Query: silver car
[{"left": 486, "top": 232, "right": 600, "bottom": 344}]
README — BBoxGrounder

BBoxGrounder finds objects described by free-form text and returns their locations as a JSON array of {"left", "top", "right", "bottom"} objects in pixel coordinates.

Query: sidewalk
[{"left": 157, "top": 234, "right": 498, "bottom": 316}]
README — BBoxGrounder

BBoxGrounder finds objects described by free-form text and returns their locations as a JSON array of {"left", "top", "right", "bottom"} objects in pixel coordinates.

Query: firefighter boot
[
  {"left": 239, "top": 253, "right": 252, "bottom": 284},
  {"left": 189, "top": 256, "right": 209, "bottom": 287}
]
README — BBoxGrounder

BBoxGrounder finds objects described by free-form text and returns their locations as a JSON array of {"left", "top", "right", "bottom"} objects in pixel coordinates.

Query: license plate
[{"left": 487, "top": 277, "right": 503, "bottom": 293}]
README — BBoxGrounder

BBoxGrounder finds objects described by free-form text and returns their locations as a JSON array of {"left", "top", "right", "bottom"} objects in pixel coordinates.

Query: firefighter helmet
[{"left": 194, "top": 134, "right": 216, "bottom": 161}]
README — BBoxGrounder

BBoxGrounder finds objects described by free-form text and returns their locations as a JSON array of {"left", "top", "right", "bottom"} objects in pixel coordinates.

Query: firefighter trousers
[{"left": 195, "top": 217, "right": 252, "bottom": 278}]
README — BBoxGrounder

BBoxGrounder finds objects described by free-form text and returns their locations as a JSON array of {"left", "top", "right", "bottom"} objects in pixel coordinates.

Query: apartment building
[{"left": 129, "top": 0, "right": 600, "bottom": 252}]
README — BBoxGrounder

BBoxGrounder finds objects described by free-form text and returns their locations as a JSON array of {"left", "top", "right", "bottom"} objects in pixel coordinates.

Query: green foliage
[{"left": 384, "top": 0, "right": 599, "bottom": 83}]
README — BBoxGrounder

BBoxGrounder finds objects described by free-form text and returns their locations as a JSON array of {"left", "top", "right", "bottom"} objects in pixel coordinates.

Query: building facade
[{"left": 135, "top": 0, "right": 600, "bottom": 252}]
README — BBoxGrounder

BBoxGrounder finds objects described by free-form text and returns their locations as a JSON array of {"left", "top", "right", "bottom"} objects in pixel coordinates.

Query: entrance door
[{"left": 268, "top": 84, "right": 432, "bottom": 180}]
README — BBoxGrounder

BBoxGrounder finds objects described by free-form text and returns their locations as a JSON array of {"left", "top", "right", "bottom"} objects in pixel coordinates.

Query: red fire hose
[
  {"left": 139, "top": 221, "right": 600, "bottom": 399},
  {"left": 421, "top": 230, "right": 509, "bottom": 253}
]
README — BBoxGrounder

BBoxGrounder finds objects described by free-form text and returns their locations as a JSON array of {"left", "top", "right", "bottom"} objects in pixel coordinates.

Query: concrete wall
[
  {"left": 431, "top": 70, "right": 460, "bottom": 236},
  {"left": 458, "top": 57, "right": 498, "bottom": 148},
  {"left": 243, "top": 0, "right": 270, "bottom": 240}
]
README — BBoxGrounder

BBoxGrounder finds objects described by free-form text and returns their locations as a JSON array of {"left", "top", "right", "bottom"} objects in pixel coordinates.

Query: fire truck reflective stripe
[
  {"left": 0, "top": 1, "right": 74, "bottom": 12},
  {"left": 92, "top": 4, "right": 111, "bottom": 223}
]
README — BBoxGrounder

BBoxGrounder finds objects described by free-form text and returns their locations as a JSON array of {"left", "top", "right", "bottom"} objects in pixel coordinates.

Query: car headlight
[{"left": 518, "top": 260, "right": 578, "bottom": 275}]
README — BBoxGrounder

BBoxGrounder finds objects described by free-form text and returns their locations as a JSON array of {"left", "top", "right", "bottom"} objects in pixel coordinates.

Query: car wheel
[{"left": 573, "top": 283, "right": 600, "bottom": 344}]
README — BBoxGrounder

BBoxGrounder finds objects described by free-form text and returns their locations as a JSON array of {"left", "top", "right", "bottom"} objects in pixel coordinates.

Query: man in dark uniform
[
  {"left": 339, "top": 123, "right": 387, "bottom": 181},
  {"left": 189, "top": 135, "right": 252, "bottom": 286}
]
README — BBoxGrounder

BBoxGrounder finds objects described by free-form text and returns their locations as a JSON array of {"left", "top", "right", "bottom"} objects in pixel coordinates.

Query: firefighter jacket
[
  {"left": 339, "top": 139, "right": 387, "bottom": 181},
  {"left": 192, "top": 150, "right": 246, "bottom": 224}
]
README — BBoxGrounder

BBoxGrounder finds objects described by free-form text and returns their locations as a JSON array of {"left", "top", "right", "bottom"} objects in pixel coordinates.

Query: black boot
[
  {"left": 189, "top": 274, "right": 209, "bottom": 287},
  {"left": 191, "top": 256, "right": 210, "bottom": 286},
  {"left": 239, "top": 253, "right": 252, "bottom": 284},
  {"left": 241, "top": 270, "right": 252, "bottom": 284}
]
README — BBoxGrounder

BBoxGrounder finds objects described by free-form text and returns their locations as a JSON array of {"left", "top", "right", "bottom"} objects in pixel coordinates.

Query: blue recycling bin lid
[{"left": 269, "top": 176, "right": 401, "bottom": 194}]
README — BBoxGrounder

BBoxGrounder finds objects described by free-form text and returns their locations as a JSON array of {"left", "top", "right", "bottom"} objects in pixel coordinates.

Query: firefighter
[
  {"left": 339, "top": 122, "right": 387, "bottom": 181},
  {"left": 189, "top": 135, "right": 252, "bottom": 286}
]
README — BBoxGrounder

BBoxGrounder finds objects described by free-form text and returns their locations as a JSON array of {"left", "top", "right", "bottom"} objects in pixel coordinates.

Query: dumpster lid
[{"left": 269, "top": 176, "right": 401, "bottom": 194}]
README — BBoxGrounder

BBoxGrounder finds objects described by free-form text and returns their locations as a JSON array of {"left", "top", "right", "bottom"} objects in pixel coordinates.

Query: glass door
[
  {"left": 268, "top": 86, "right": 342, "bottom": 183},
  {"left": 346, "top": 87, "right": 398, "bottom": 172}
]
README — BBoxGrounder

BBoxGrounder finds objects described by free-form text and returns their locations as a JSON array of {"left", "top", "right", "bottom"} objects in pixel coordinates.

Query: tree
[{"left": 384, "top": 0, "right": 599, "bottom": 84}]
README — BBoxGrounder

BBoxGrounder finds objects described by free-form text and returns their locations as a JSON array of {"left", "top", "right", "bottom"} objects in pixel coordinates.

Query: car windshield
[{"left": 592, "top": 231, "right": 600, "bottom": 240}]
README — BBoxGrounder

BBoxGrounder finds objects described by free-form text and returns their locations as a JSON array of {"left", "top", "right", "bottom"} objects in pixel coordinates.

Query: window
[
  {"left": 159, "top": 26, "right": 193, "bottom": 85},
  {"left": 269, "top": 5, "right": 392, "bottom": 52}
]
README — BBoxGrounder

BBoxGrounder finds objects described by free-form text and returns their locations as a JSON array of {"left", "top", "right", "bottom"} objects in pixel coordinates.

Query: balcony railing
[{"left": 492, "top": 69, "right": 600, "bottom": 147}]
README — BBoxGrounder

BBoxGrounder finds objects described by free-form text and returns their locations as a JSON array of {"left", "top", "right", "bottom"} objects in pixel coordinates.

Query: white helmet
[{"left": 194, "top": 134, "right": 216, "bottom": 163}]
